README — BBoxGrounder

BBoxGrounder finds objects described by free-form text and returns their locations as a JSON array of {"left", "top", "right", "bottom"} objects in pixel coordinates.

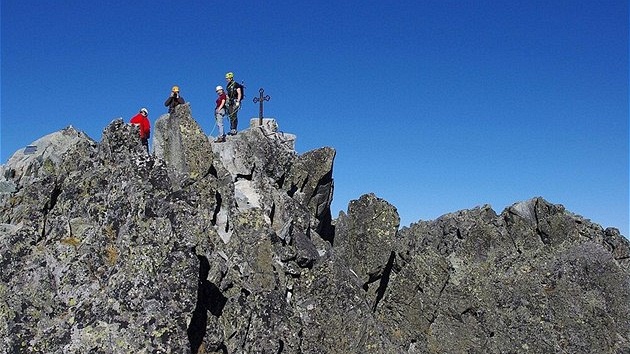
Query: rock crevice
[{"left": 0, "top": 110, "right": 628, "bottom": 353}]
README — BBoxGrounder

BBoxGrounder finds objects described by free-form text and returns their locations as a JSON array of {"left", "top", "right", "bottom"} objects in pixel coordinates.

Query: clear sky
[{"left": 2, "top": 1, "right": 628, "bottom": 237}]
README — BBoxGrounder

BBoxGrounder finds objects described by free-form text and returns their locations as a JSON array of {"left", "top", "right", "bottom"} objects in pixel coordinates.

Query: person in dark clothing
[
  {"left": 164, "top": 85, "right": 185, "bottom": 113},
  {"left": 130, "top": 107, "right": 151, "bottom": 154},
  {"left": 225, "top": 72, "right": 243, "bottom": 135}
]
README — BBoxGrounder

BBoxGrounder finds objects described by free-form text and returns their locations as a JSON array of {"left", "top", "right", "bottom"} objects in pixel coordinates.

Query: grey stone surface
[
  {"left": 1, "top": 125, "right": 96, "bottom": 188},
  {"left": 378, "top": 198, "right": 630, "bottom": 353},
  {"left": 0, "top": 106, "right": 628, "bottom": 354},
  {"left": 153, "top": 103, "right": 214, "bottom": 185},
  {"left": 334, "top": 193, "right": 400, "bottom": 309}
]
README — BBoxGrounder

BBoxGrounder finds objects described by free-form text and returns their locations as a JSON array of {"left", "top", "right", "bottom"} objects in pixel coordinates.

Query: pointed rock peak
[
  {"left": 152, "top": 103, "right": 213, "bottom": 183},
  {"left": 505, "top": 197, "right": 565, "bottom": 224},
  {"left": 508, "top": 197, "right": 541, "bottom": 222},
  {"left": 98, "top": 118, "right": 150, "bottom": 163},
  {"left": 2, "top": 125, "right": 95, "bottom": 186}
]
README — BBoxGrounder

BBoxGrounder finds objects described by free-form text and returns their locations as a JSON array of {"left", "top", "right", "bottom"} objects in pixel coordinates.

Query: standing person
[
  {"left": 225, "top": 72, "right": 243, "bottom": 135},
  {"left": 130, "top": 107, "right": 151, "bottom": 154},
  {"left": 214, "top": 85, "right": 227, "bottom": 142},
  {"left": 164, "top": 85, "right": 185, "bottom": 113}
]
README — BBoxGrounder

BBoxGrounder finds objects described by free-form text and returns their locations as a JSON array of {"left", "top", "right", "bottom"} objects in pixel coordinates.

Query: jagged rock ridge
[{"left": 1, "top": 104, "right": 628, "bottom": 353}]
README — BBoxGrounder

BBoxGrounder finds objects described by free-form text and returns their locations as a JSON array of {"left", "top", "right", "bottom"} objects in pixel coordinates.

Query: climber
[
  {"left": 130, "top": 108, "right": 151, "bottom": 154},
  {"left": 225, "top": 72, "right": 243, "bottom": 135},
  {"left": 214, "top": 85, "right": 228, "bottom": 143},
  {"left": 164, "top": 85, "right": 185, "bottom": 113}
]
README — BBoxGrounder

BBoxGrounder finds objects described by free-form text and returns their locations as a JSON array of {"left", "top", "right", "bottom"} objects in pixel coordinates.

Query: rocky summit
[{"left": 1, "top": 103, "right": 628, "bottom": 353}]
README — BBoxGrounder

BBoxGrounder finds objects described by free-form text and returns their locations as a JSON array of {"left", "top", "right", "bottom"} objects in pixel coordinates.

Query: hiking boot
[
  {"left": 214, "top": 135, "right": 226, "bottom": 143},
  {"left": 228, "top": 129, "right": 237, "bottom": 136}
]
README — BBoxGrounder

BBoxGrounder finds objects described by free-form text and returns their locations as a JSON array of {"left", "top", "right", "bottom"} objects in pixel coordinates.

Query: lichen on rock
[{"left": 0, "top": 107, "right": 628, "bottom": 353}]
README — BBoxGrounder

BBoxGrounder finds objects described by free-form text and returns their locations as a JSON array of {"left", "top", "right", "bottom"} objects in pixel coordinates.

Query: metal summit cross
[{"left": 253, "top": 88, "right": 271, "bottom": 126}]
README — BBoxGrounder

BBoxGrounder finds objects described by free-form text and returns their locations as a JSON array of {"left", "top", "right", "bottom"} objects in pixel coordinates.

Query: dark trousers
[
  {"left": 140, "top": 138, "right": 149, "bottom": 155},
  {"left": 228, "top": 104, "right": 238, "bottom": 130}
]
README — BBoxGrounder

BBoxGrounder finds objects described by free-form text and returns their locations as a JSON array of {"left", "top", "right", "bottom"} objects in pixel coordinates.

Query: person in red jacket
[{"left": 130, "top": 107, "right": 151, "bottom": 154}]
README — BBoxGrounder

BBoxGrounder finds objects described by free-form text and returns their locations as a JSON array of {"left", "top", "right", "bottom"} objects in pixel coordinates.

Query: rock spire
[{"left": 0, "top": 105, "right": 628, "bottom": 353}]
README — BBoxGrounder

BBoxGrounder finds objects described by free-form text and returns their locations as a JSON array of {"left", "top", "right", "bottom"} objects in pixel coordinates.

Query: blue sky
[{"left": 2, "top": 1, "right": 628, "bottom": 236}]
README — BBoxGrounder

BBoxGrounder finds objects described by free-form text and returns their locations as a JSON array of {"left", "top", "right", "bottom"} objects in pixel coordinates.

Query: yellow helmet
[
  {"left": 171, "top": 85, "right": 180, "bottom": 92},
  {"left": 225, "top": 72, "right": 234, "bottom": 79}
]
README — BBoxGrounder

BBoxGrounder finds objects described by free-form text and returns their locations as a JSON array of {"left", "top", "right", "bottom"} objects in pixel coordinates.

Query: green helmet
[{"left": 225, "top": 72, "right": 234, "bottom": 79}]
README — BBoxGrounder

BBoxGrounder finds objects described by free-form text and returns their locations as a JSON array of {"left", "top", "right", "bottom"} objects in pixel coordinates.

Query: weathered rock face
[
  {"left": 1, "top": 119, "right": 199, "bottom": 352},
  {"left": 0, "top": 107, "right": 628, "bottom": 354},
  {"left": 153, "top": 103, "right": 214, "bottom": 185},
  {"left": 374, "top": 200, "right": 630, "bottom": 353}
]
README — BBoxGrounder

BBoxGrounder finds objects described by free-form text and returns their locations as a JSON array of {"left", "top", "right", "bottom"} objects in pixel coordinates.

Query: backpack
[{"left": 237, "top": 81, "right": 245, "bottom": 99}]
